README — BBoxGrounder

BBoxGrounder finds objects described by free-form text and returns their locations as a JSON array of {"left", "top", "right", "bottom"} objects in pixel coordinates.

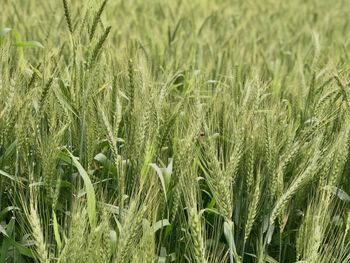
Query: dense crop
[{"left": 1, "top": 0, "right": 350, "bottom": 262}]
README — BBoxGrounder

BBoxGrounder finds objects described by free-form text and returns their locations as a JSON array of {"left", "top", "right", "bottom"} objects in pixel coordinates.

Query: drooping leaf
[
  {"left": 16, "top": 41, "right": 44, "bottom": 49},
  {"left": 150, "top": 163, "right": 168, "bottom": 202},
  {"left": 52, "top": 211, "right": 62, "bottom": 250},
  {"left": 0, "top": 206, "right": 20, "bottom": 221},
  {"left": 0, "top": 224, "right": 8, "bottom": 237},
  {"left": 153, "top": 219, "right": 171, "bottom": 233},
  {"left": 0, "top": 27, "right": 11, "bottom": 36},
  {"left": 323, "top": 186, "right": 350, "bottom": 202},
  {"left": 68, "top": 151, "right": 96, "bottom": 228}
]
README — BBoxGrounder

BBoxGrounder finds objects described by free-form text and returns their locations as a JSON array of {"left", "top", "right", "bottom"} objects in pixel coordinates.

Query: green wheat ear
[
  {"left": 89, "top": 0, "right": 108, "bottom": 41},
  {"left": 62, "top": 0, "right": 73, "bottom": 34},
  {"left": 89, "top": 25, "right": 111, "bottom": 68}
]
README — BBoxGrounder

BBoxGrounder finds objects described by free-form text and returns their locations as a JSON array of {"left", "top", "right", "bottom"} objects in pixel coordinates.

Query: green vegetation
[{"left": 1, "top": 0, "right": 350, "bottom": 262}]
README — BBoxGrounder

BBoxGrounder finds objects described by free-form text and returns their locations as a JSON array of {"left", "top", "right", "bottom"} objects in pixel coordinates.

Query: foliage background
[{"left": 1, "top": 0, "right": 350, "bottom": 262}]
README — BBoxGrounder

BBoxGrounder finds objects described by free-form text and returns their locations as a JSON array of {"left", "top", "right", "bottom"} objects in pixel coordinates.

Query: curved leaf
[{"left": 68, "top": 151, "right": 96, "bottom": 228}]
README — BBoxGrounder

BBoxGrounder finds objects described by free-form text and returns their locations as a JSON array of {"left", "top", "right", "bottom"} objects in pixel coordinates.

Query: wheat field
[{"left": 1, "top": 0, "right": 350, "bottom": 262}]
